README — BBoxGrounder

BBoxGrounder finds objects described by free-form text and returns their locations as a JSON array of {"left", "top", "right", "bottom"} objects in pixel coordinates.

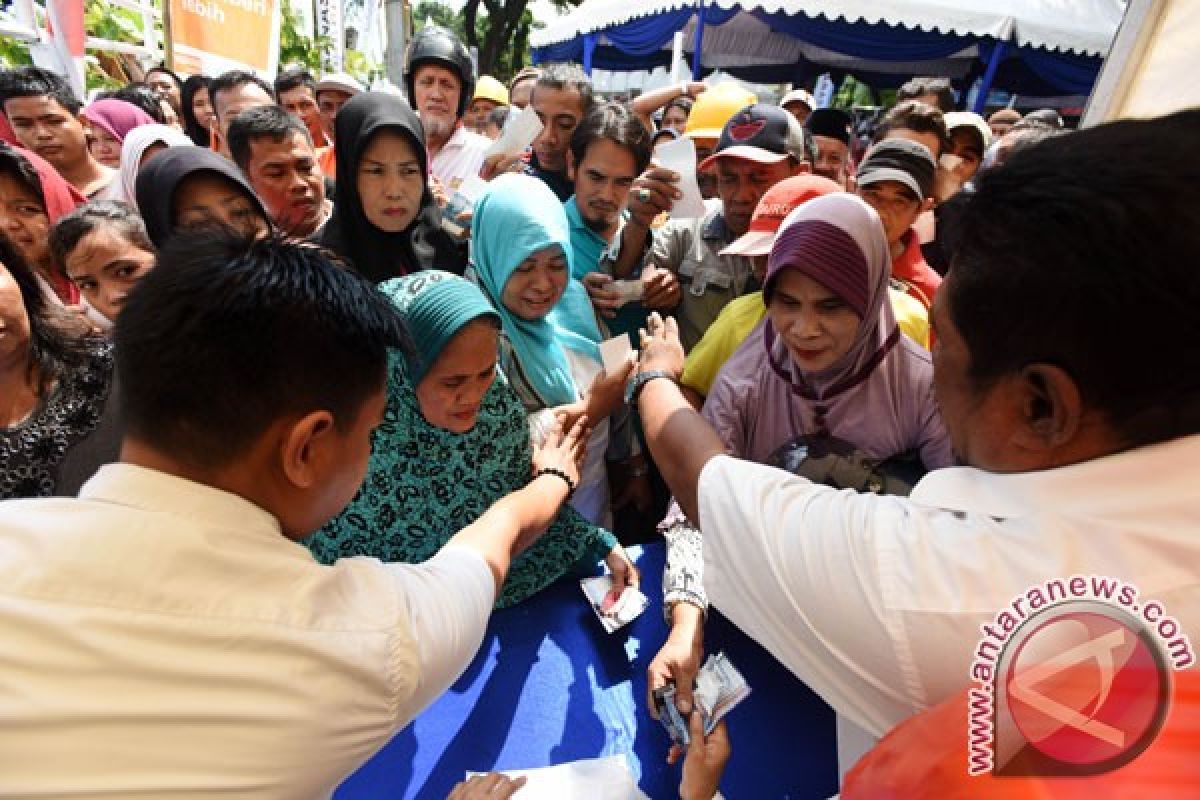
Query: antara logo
[{"left": 729, "top": 118, "right": 766, "bottom": 141}]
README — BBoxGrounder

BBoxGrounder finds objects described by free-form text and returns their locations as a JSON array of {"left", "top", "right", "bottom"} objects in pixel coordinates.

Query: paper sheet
[
  {"left": 598, "top": 333, "right": 633, "bottom": 376},
  {"left": 653, "top": 135, "right": 708, "bottom": 219},
  {"left": 485, "top": 104, "right": 543, "bottom": 158},
  {"left": 469, "top": 755, "right": 649, "bottom": 799}
]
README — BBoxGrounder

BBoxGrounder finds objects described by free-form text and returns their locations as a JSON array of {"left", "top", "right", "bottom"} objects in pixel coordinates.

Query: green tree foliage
[{"left": 413, "top": 0, "right": 580, "bottom": 83}]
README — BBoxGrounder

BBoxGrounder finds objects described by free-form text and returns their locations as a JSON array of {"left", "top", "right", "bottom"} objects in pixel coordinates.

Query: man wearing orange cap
[{"left": 613, "top": 103, "right": 815, "bottom": 350}]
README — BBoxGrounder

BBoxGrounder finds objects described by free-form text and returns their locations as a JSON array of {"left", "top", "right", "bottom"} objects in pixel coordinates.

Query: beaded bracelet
[{"left": 535, "top": 467, "right": 576, "bottom": 498}]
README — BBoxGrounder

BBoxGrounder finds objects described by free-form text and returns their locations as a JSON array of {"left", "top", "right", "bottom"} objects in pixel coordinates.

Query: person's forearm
[
  {"left": 638, "top": 378, "right": 725, "bottom": 523},
  {"left": 446, "top": 474, "right": 571, "bottom": 593},
  {"left": 632, "top": 84, "right": 690, "bottom": 119},
  {"left": 612, "top": 220, "right": 650, "bottom": 278}
]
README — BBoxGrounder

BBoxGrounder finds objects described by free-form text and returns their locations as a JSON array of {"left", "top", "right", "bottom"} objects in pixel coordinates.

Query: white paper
[
  {"left": 598, "top": 333, "right": 633, "bottom": 376},
  {"left": 580, "top": 575, "right": 648, "bottom": 634},
  {"left": 653, "top": 135, "right": 708, "bottom": 219},
  {"left": 469, "top": 755, "right": 649, "bottom": 799},
  {"left": 485, "top": 104, "right": 544, "bottom": 158}
]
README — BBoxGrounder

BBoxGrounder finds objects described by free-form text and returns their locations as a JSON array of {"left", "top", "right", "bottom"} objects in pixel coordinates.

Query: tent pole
[
  {"left": 583, "top": 32, "right": 596, "bottom": 75},
  {"left": 973, "top": 40, "right": 1007, "bottom": 114},
  {"left": 691, "top": 0, "right": 705, "bottom": 80}
]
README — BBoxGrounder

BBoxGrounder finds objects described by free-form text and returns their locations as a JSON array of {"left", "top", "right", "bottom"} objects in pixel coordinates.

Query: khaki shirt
[{"left": 646, "top": 200, "right": 757, "bottom": 351}]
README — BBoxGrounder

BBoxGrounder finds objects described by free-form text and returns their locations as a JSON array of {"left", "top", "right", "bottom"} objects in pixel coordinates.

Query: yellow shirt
[{"left": 680, "top": 289, "right": 930, "bottom": 397}]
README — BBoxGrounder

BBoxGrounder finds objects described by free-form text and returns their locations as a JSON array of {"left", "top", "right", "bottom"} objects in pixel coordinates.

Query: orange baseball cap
[{"left": 720, "top": 174, "right": 844, "bottom": 257}]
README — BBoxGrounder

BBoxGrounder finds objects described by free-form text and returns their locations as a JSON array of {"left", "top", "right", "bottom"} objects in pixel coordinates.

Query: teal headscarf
[
  {"left": 305, "top": 271, "right": 616, "bottom": 607},
  {"left": 388, "top": 270, "right": 500, "bottom": 384},
  {"left": 471, "top": 173, "right": 601, "bottom": 407}
]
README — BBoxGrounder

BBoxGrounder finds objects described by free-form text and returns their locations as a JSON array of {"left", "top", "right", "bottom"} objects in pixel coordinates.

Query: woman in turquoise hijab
[
  {"left": 306, "top": 271, "right": 636, "bottom": 605},
  {"left": 470, "top": 173, "right": 647, "bottom": 532}
]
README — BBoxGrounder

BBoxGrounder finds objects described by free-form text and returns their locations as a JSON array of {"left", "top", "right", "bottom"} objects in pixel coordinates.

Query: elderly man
[
  {"left": 633, "top": 108, "right": 1200, "bottom": 782},
  {"left": 404, "top": 26, "right": 490, "bottom": 193}
]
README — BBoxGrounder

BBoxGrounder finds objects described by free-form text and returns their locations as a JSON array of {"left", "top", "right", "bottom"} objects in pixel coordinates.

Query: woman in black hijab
[
  {"left": 134, "top": 146, "right": 270, "bottom": 247},
  {"left": 319, "top": 92, "right": 465, "bottom": 282}
]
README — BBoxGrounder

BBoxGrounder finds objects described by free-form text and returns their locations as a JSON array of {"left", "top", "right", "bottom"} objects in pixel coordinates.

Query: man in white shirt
[
  {"left": 404, "top": 25, "right": 491, "bottom": 194},
  {"left": 0, "top": 230, "right": 585, "bottom": 798},
  {"left": 631, "top": 109, "right": 1200, "bottom": 771}
]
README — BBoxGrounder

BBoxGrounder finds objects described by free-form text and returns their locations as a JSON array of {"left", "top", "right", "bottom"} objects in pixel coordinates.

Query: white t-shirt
[
  {"left": 0, "top": 464, "right": 495, "bottom": 799},
  {"left": 697, "top": 435, "right": 1200, "bottom": 739}
]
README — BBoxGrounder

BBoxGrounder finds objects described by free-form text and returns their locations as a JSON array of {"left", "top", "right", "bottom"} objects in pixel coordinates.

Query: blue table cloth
[{"left": 335, "top": 542, "right": 838, "bottom": 799}]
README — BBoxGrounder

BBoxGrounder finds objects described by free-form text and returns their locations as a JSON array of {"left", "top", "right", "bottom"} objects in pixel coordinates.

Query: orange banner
[{"left": 168, "top": 0, "right": 281, "bottom": 77}]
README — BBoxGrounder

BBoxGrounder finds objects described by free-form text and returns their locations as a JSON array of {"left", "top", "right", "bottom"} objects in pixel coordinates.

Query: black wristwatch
[{"left": 625, "top": 369, "right": 677, "bottom": 407}]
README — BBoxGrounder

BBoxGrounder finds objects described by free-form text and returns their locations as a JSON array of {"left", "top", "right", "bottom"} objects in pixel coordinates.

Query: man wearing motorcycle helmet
[{"left": 404, "top": 25, "right": 490, "bottom": 192}]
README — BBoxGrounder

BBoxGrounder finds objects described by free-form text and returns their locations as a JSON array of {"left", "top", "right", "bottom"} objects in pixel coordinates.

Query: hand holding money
[{"left": 654, "top": 651, "right": 750, "bottom": 757}]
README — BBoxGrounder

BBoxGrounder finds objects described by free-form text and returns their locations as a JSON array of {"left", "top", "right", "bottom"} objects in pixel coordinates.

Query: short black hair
[
  {"left": 533, "top": 63, "right": 594, "bottom": 116},
  {"left": 106, "top": 83, "right": 168, "bottom": 123},
  {"left": 114, "top": 230, "right": 411, "bottom": 470},
  {"left": 145, "top": 65, "right": 183, "bottom": 91},
  {"left": 0, "top": 142, "right": 45, "bottom": 205},
  {"left": 874, "top": 100, "right": 948, "bottom": 156},
  {"left": 662, "top": 95, "right": 694, "bottom": 120},
  {"left": 227, "top": 104, "right": 312, "bottom": 171},
  {"left": 274, "top": 67, "right": 317, "bottom": 98},
  {"left": 0, "top": 233, "right": 99, "bottom": 393},
  {"left": 486, "top": 105, "right": 511, "bottom": 131},
  {"left": 0, "top": 66, "right": 82, "bottom": 115},
  {"left": 897, "top": 76, "right": 955, "bottom": 113},
  {"left": 209, "top": 70, "right": 276, "bottom": 122},
  {"left": 948, "top": 108, "right": 1200, "bottom": 448},
  {"left": 50, "top": 201, "right": 154, "bottom": 272},
  {"left": 570, "top": 101, "right": 653, "bottom": 176}
]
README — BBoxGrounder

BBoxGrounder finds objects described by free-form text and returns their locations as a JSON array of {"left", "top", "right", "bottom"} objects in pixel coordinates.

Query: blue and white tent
[{"left": 531, "top": 0, "right": 1126, "bottom": 101}]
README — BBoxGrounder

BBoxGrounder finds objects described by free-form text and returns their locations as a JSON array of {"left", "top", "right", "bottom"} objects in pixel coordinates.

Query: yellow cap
[
  {"left": 473, "top": 75, "right": 510, "bottom": 106},
  {"left": 684, "top": 82, "right": 758, "bottom": 140}
]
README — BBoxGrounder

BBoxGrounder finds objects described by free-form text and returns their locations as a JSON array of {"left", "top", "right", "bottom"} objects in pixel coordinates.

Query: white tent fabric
[{"left": 532, "top": 0, "right": 1126, "bottom": 57}]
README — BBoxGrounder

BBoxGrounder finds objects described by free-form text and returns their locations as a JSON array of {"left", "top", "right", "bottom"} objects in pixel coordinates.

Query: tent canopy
[{"left": 531, "top": 0, "right": 1126, "bottom": 97}]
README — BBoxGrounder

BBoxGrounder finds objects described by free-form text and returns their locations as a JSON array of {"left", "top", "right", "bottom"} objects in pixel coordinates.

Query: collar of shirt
[
  {"left": 910, "top": 434, "right": 1200, "bottom": 520},
  {"left": 80, "top": 463, "right": 283, "bottom": 541}
]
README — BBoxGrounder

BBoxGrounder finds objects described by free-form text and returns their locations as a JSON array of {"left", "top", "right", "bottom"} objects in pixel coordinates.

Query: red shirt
[{"left": 891, "top": 228, "right": 941, "bottom": 311}]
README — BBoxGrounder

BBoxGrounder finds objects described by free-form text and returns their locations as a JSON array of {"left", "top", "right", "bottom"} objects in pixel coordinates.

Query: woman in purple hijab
[
  {"left": 82, "top": 98, "right": 156, "bottom": 169},
  {"left": 648, "top": 193, "right": 953, "bottom": 725}
]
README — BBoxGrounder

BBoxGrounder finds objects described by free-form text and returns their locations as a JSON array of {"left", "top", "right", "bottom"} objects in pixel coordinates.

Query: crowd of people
[{"left": 1, "top": 26, "right": 1198, "bottom": 800}]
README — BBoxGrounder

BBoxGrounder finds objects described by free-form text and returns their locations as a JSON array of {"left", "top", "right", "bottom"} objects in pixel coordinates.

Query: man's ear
[
  {"left": 278, "top": 410, "right": 337, "bottom": 490},
  {"left": 791, "top": 158, "right": 812, "bottom": 177},
  {"left": 77, "top": 113, "right": 94, "bottom": 139},
  {"left": 1013, "top": 363, "right": 1083, "bottom": 451},
  {"left": 566, "top": 149, "right": 577, "bottom": 182},
  {"left": 920, "top": 196, "right": 936, "bottom": 213}
]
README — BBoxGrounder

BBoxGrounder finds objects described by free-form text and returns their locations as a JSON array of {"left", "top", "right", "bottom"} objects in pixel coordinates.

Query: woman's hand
[
  {"left": 638, "top": 312, "right": 686, "bottom": 381},
  {"left": 531, "top": 416, "right": 588, "bottom": 487},
  {"left": 583, "top": 355, "right": 636, "bottom": 421},
  {"left": 679, "top": 717, "right": 731, "bottom": 800},
  {"left": 605, "top": 543, "right": 639, "bottom": 593},
  {"left": 447, "top": 772, "right": 526, "bottom": 799}
]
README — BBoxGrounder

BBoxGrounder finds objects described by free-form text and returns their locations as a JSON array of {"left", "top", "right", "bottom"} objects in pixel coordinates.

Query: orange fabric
[
  {"left": 891, "top": 227, "right": 940, "bottom": 311},
  {"left": 844, "top": 671, "right": 1200, "bottom": 799},
  {"left": 318, "top": 145, "right": 337, "bottom": 181}
]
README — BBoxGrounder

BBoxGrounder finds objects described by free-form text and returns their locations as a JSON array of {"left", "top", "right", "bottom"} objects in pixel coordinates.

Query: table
[{"left": 335, "top": 542, "right": 838, "bottom": 799}]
